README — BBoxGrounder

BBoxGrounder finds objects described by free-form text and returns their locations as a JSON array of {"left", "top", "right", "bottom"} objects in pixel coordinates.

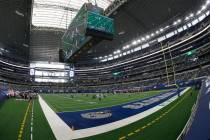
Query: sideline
[
  {"left": 30, "top": 101, "right": 34, "bottom": 140},
  {"left": 39, "top": 96, "right": 73, "bottom": 140},
  {"left": 17, "top": 101, "right": 32, "bottom": 140}
]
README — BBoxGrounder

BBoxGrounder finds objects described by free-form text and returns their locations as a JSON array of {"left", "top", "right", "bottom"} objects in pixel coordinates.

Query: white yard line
[
  {"left": 39, "top": 96, "right": 74, "bottom": 140},
  {"left": 39, "top": 87, "right": 190, "bottom": 140},
  {"left": 59, "top": 91, "right": 176, "bottom": 113},
  {"left": 31, "top": 101, "right": 34, "bottom": 140}
]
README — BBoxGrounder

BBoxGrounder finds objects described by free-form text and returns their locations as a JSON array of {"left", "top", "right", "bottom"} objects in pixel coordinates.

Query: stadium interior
[{"left": 0, "top": 0, "right": 210, "bottom": 140}]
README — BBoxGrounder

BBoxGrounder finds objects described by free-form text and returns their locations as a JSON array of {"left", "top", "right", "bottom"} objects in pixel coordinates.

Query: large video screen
[
  {"left": 87, "top": 11, "right": 114, "bottom": 35},
  {"left": 30, "top": 62, "right": 74, "bottom": 83},
  {"left": 61, "top": 3, "right": 114, "bottom": 61}
]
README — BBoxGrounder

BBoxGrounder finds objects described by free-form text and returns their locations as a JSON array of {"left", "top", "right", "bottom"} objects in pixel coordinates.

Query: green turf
[
  {"left": 41, "top": 90, "right": 169, "bottom": 112},
  {"left": 0, "top": 99, "right": 55, "bottom": 140},
  {"left": 80, "top": 88, "right": 198, "bottom": 140},
  {"left": 0, "top": 99, "right": 29, "bottom": 140},
  {"left": 33, "top": 99, "right": 56, "bottom": 140}
]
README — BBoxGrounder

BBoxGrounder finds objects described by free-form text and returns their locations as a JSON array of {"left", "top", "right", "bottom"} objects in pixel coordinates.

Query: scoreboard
[
  {"left": 86, "top": 11, "right": 114, "bottom": 38},
  {"left": 30, "top": 62, "right": 74, "bottom": 83},
  {"left": 61, "top": 3, "right": 115, "bottom": 62}
]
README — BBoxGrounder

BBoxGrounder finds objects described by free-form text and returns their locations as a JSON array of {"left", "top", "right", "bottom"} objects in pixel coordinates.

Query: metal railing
[{"left": 176, "top": 82, "right": 204, "bottom": 140}]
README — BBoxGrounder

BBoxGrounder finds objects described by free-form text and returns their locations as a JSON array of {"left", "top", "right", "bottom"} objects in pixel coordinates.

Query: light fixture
[
  {"left": 197, "top": 10, "right": 201, "bottom": 15},
  {"left": 185, "top": 17, "right": 190, "bottom": 20},
  {"left": 202, "top": 5, "right": 207, "bottom": 10},
  {"left": 189, "top": 13, "right": 194, "bottom": 17},
  {"left": 116, "top": 50, "right": 121, "bottom": 53},
  {"left": 177, "top": 19, "right": 181, "bottom": 22},
  {"left": 173, "top": 21, "right": 177, "bottom": 25},
  {"left": 132, "top": 40, "right": 137, "bottom": 45}
]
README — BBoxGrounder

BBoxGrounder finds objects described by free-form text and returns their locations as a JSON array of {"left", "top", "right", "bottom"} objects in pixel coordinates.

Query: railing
[{"left": 176, "top": 81, "right": 204, "bottom": 140}]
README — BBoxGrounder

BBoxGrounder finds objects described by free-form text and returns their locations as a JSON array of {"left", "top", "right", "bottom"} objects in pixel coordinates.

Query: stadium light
[
  {"left": 197, "top": 10, "right": 202, "bottom": 15},
  {"left": 146, "top": 35, "right": 150, "bottom": 39},
  {"left": 189, "top": 13, "right": 194, "bottom": 17},
  {"left": 202, "top": 5, "right": 207, "bottom": 10},
  {"left": 123, "top": 45, "right": 130, "bottom": 50},
  {"left": 114, "top": 50, "right": 121, "bottom": 54},
  {"left": 137, "top": 39, "right": 141, "bottom": 43},
  {"left": 101, "top": 59, "right": 107, "bottom": 62},
  {"left": 174, "top": 19, "right": 181, "bottom": 25},
  {"left": 164, "top": 25, "right": 170, "bottom": 29},
  {"left": 206, "top": 11, "right": 210, "bottom": 16},
  {"left": 185, "top": 16, "right": 190, "bottom": 21},
  {"left": 132, "top": 40, "right": 137, "bottom": 45}
]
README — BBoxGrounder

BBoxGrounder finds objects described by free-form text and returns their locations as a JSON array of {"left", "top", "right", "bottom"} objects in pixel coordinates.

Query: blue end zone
[{"left": 57, "top": 88, "right": 185, "bottom": 130}]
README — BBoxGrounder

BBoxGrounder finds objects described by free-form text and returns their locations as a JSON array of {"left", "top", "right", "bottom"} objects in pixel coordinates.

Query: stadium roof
[
  {"left": 75, "top": 0, "right": 206, "bottom": 64},
  {"left": 32, "top": 0, "right": 114, "bottom": 29}
]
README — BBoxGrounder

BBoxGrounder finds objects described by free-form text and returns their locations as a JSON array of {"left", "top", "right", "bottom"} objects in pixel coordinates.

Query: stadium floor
[
  {"left": 41, "top": 90, "right": 168, "bottom": 112},
  {"left": 0, "top": 99, "right": 55, "bottom": 140},
  {"left": 80, "top": 88, "right": 198, "bottom": 140},
  {"left": 57, "top": 89, "right": 182, "bottom": 130},
  {"left": 39, "top": 88, "right": 195, "bottom": 140},
  {"left": 0, "top": 88, "right": 198, "bottom": 140}
]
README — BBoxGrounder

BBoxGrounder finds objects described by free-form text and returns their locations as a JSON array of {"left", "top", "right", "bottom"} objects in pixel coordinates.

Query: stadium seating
[{"left": 0, "top": 1, "right": 209, "bottom": 93}]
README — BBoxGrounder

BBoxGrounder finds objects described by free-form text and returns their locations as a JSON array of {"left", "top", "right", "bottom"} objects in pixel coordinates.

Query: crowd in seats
[
  {"left": 75, "top": 21, "right": 210, "bottom": 87},
  {"left": 0, "top": 7, "right": 210, "bottom": 93},
  {"left": 75, "top": 14, "right": 210, "bottom": 68}
]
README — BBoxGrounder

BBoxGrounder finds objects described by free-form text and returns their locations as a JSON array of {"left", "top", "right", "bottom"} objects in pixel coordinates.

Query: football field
[
  {"left": 0, "top": 88, "right": 198, "bottom": 140},
  {"left": 0, "top": 99, "right": 55, "bottom": 140},
  {"left": 41, "top": 90, "right": 169, "bottom": 112},
  {"left": 80, "top": 88, "right": 199, "bottom": 140}
]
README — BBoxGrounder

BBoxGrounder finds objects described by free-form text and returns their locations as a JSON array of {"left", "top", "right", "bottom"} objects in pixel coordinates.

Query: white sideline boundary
[
  {"left": 39, "top": 96, "right": 73, "bottom": 140},
  {"left": 39, "top": 87, "right": 190, "bottom": 140}
]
